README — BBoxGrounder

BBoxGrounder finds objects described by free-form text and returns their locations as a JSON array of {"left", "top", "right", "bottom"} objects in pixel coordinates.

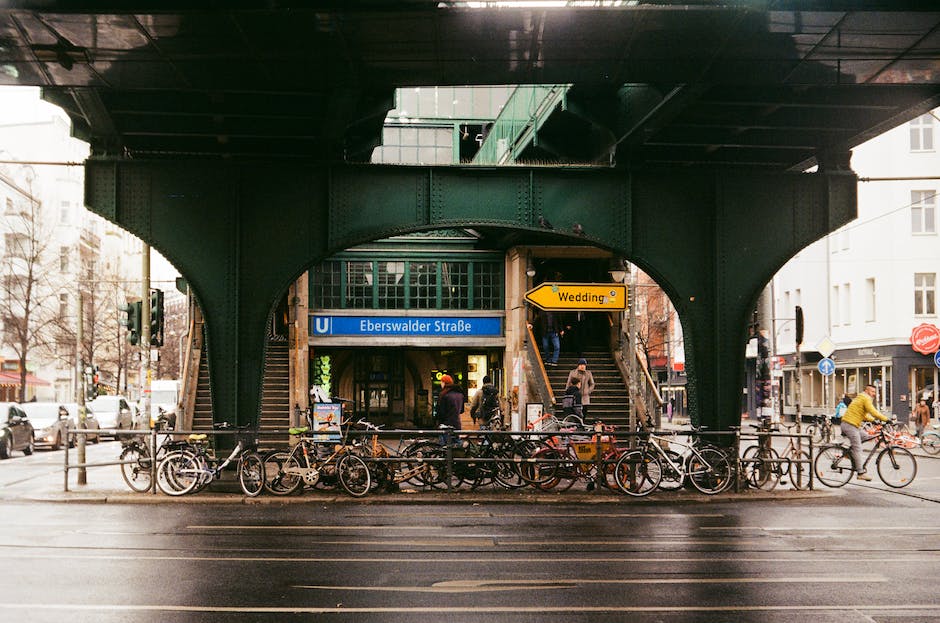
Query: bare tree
[{"left": 0, "top": 178, "right": 61, "bottom": 402}]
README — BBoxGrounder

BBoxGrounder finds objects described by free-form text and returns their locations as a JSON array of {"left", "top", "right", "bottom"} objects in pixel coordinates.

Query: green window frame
[{"left": 311, "top": 258, "right": 503, "bottom": 311}]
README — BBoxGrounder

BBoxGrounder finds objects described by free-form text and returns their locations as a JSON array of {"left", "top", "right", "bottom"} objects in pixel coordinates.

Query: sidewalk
[{"left": 1, "top": 440, "right": 835, "bottom": 506}]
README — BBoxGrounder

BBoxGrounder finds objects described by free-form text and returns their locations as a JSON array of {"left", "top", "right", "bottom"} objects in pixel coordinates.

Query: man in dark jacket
[{"left": 437, "top": 374, "right": 465, "bottom": 430}]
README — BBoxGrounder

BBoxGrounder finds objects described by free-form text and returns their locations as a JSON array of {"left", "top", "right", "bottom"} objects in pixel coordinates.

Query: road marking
[
  {"left": 297, "top": 575, "right": 888, "bottom": 593},
  {"left": 699, "top": 526, "right": 940, "bottom": 532},
  {"left": 2, "top": 552, "right": 937, "bottom": 564},
  {"left": 186, "top": 525, "right": 441, "bottom": 531},
  {"left": 6, "top": 602, "right": 934, "bottom": 614},
  {"left": 344, "top": 512, "right": 725, "bottom": 519}
]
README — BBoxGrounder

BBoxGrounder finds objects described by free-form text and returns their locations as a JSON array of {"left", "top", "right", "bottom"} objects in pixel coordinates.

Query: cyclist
[{"left": 841, "top": 384, "right": 891, "bottom": 481}]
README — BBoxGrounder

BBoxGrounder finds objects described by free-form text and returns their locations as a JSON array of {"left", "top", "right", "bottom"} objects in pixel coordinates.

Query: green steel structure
[
  {"left": 85, "top": 161, "right": 854, "bottom": 431},
  {"left": 1, "top": 2, "right": 937, "bottom": 431}
]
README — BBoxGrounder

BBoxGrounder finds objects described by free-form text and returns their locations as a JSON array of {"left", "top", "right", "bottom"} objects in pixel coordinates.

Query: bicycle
[
  {"left": 530, "top": 423, "right": 624, "bottom": 492},
  {"left": 118, "top": 413, "right": 189, "bottom": 493},
  {"left": 616, "top": 426, "right": 733, "bottom": 496},
  {"left": 350, "top": 419, "right": 443, "bottom": 491},
  {"left": 262, "top": 421, "right": 371, "bottom": 497},
  {"left": 814, "top": 421, "right": 918, "bottom": 488},
  {"left": 922, "top": 424, "right": 940, "bottom": 455},
  {"left": 805, "top": 414, "right": 833, "bottom": 445},
  {"left": 157, "top": 424, "right": 265, "bottom": 497},
  {"left": 741, "top": 421, "right": 812, "bottom": 491}
]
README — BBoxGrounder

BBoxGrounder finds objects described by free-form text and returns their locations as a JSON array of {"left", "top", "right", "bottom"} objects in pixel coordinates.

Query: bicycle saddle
[{"left": 289, "top": 426, "right": 309, "bottom": 435}]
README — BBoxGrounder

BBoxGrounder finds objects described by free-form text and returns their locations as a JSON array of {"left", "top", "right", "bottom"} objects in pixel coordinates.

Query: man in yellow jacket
[{"left": 841, "top": 384, "right": 891, "bottom": 481}]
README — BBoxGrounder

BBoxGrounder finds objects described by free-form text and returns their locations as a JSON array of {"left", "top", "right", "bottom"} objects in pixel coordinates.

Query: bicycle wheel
[
  {"left": 337, "top": 453, "right": 372, "bottom": 497},
  {"left": 807, "top": 424, "right": 824, "bottom": 446},
  {"left": 262, "top": 451, "right": 303, "bottom": 495},
  {"left": 401, "top": 440, "right": 444, "bottom": 487},
  {"left": 813, "top": 444, "right": 853, "bottom": 488},
  {"left": 516, "top": 441, "right": 558, "bottom": 486},
  {"left": 741, "top": 445, "right": 781, "bottom": 490},
  {"left": 238, "top": 452, "right": 265, "bottom": 497},
  {"left": 688, "top": 447, "right": 732, "bottom": 494},
  {"left": 614, "top": 450, "right": 661, "bottom": 496},
  {"left": 921, "top": 432, "right": 940, "bottom": 456},
  {"left": 119, "top": 445, "right": 153, "bottom": 493},
  {"left": 876, "top": 446, "right": 916, "bottom": 488},
  {"left": 655, "top": 449, "right": 685, "bottom": 491},
  {"left": 786, "top": 449, "right": 812, "bottom": 490},
  {"left": 156, "top": 450, "right": 201, "bottom": 496},
  {"left": 491, "top": 445, "right": 527, "bottom": 489}
]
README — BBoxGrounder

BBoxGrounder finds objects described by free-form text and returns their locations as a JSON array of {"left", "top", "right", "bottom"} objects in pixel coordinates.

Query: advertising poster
[{"left": 312, "top": 403, "right": 343, "bottom": 442}]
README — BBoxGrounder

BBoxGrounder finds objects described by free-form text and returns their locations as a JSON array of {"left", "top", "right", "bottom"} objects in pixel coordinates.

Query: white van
[{"left": 140, "top": 380, "right": 180, "bottom": 429}]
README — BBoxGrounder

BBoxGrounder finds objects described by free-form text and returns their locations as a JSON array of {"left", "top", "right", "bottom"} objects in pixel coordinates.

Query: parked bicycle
[
  {"left": 118, "top": 412, "right": 185, "bottom": 493},
  {"left": 805, "top": 413, "right": 833, "bottom": 445},
  {"left": 262, "top": 421, "right": 371, "bottom": 497},
  {"left": 157, "top": 424, "right": 265, "bottom": 497},
  {"left": 922, "top": 424, "right": 940, "bottom": 455},
  {"left": 814, "top": 421, "right": 917, "bottom": 488},
  {"left": 741, "top": 420, "right": 811, "bottom": 491},
  {"left": 616, "top": 423, "right": 733, "bottom": 496}
]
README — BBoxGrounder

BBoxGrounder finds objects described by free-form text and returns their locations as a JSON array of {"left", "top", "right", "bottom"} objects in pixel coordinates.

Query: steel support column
[{"left": 85, "top": 160, "right": 855, "bottom": 431}]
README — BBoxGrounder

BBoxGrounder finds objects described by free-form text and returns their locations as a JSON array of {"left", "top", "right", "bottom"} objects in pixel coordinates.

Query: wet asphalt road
[{"left": 1, "top": 441, "right": 940, "bottom": 622}]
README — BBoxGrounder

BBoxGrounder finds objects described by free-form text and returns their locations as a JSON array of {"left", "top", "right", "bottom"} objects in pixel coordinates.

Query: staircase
[
  {"left": 259, "top": 340, "right": 291, "bottom": 439},
  {"left": 190, "top": 347, "right": 213, "bottom": 432},
  {"left": 545, "top": 350, "right": 631, "bottom": 428},
  {"left": 189, "top": 340, "right": 291, "bottom": 441}
]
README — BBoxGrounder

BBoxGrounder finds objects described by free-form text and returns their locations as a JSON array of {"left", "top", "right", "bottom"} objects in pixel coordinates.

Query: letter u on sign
[{"left": 314, "top": 317, "right": 331, "bottom": 335}]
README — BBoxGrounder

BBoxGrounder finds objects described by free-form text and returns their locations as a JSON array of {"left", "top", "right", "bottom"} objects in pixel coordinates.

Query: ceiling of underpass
[{"left": 0, "top": 2, "right": 939, "bottom": 169}]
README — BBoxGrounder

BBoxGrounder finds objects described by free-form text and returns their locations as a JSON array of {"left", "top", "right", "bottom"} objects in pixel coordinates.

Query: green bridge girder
[{"left": 85, "top": 160, "right": 856, "bottom": 431}]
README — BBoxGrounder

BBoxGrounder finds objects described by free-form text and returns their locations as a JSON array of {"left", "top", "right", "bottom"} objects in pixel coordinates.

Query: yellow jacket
[{"left": 841, "top": 393, "right": 888, "bottom": 428}]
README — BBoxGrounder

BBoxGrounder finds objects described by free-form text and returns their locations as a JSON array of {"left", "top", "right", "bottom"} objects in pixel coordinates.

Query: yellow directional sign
[{"left": 525, "top": 282, "right": 627, "bottom": 311}]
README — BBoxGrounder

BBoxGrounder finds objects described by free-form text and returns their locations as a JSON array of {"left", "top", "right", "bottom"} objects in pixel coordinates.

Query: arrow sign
[
  {"left": 817, "top": 357, "right": 835, "bottom": 376},
  {"left": 525, "top": 282, "right": 627, "bottom": 311}
]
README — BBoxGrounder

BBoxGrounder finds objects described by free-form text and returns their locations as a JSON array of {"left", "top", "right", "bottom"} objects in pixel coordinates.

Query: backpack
[{"left": 481, "top": 385, "right": 499, "bottom": 417}]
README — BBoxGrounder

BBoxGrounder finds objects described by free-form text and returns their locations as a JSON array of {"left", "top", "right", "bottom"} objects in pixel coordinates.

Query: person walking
[
  {"left": 538, "top": 310, "right": 561, "bottom": 366},
  {"left": 563, "top": 376, "right": 583, "bottom": 419},
  {"left": 913, "top": 398, "right": 931, "bottom": 438},
  {"left": 436, "top": 374, "right": 465, "bottom": 431},
  {"left": 469, "top": 375, "right": 499, "bottom": 427},
  {"left": 841, "top": 384, "right": 891, "bottom": 481},
  {"left": 566, "top": 358, "right": 595, "bottom": 420},
  {"left": 833, "top": 394, "right": 850, "bottom": 423}
]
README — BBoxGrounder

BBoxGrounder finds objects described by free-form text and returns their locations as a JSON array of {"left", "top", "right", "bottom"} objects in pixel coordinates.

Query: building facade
[{"left": 774, "top": 109, "right": 940, "bottom": 420}]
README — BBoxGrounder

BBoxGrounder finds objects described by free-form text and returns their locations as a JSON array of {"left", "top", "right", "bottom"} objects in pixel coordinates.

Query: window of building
[
  {"left": 59, "top": 293, "right": 68, "bottom": 318},
  {"left": 59, "top": 246, "right": 69, "bottom": 273},
  {"left": 910, "top": 114, "right": 935, "bottom": 152},
  {"left": 841, "top": 282, "right": 851, "bottom": 325},
  {"left": 311, "top": 257, "right": 503, "bottom": 311},
  {"left": 911, "top": 190, "right": 936, "bottom": 234},
  {"left": 345, "top": 261, "right": 374, "bottom": 309},
  {"left": 915, "top": 272, "right": 936, "bottom": 315},
  {"left": 831, "top": 285, "right": 840, "bottom": 327},
  {"left": 409, "top": 261, "right": 438, "bottom": 309},
  {"left": 310, "top": 261, "right": 342, "bottom": 309},
  {"left": 377, "top": 261, "right": 406, "bottom": 309},
  {"left": 865, "top": 278, "right": 876, "bottom": 322}
]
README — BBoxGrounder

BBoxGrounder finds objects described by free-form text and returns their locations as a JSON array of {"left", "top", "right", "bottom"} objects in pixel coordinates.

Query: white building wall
[{"left": 774, "top": 109, "right": 940, "bottom": 415}]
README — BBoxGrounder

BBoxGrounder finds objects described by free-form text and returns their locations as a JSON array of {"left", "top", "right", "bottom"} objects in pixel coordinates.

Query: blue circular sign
[
  {"left": 935, "top": 351, "right": 940, "bottom": 369},
  {"left": 817, "top": 357, "right": 836, "bottom": 376}
]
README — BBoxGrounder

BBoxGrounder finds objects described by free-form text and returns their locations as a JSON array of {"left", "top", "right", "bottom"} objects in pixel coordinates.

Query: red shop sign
[{"left": 910, "top": 323, "right": 940, "bottom": 355}]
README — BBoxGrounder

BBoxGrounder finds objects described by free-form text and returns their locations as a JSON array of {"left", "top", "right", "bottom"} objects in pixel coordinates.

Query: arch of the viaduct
[{"left": 84, "top": 159, "right": 856, "bottom": 431}]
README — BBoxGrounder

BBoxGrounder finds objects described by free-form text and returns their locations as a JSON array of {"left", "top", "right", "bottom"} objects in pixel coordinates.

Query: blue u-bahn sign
[{"left": 311, "top": 315, "right": 502, "bottom": 337}]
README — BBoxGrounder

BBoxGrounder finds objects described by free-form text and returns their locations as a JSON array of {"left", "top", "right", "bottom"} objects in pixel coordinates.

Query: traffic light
[
  {"left": 119, "top": 300, "right": 142, "bottom": 345},
  {"left": 149, "top": 289, "right": 164, "bottom": 347}
]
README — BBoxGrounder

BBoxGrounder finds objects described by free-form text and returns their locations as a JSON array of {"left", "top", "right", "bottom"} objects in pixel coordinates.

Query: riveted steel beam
[{"left": 85, "top": 159, "right": 855, "bottom": 432}]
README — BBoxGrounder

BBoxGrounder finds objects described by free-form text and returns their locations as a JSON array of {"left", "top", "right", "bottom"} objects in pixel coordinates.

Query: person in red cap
[{"left": 436, "top": 374, "right": 465, "bottom": 430}]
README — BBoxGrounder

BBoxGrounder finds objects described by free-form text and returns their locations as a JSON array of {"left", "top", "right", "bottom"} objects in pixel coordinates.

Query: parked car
[
  {"left": 87, "top": 395, "right": 134, "bottom": 437},
  {"left": 0, "top": 402, "right": 34, "bottom": 459},
  {"left": 62, "top": 403, "right": 101, "bottom": 444},
  {"left": 19, "top": 403, "right": 75, "bottom": 450}
]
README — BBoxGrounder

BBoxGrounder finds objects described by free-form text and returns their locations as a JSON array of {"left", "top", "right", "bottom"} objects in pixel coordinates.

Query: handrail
[{"left": 524, "top": 321, "right": 555, "bottom": 411}]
